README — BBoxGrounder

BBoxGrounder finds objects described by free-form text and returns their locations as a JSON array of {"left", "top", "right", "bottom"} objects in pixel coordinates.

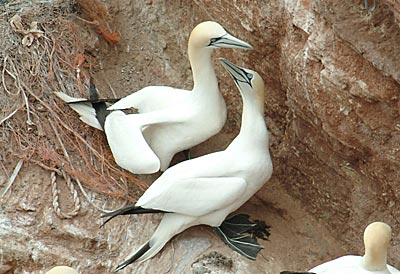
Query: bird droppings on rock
[{"left": 192, "top": 251, "right": 233, "bottom": 274}]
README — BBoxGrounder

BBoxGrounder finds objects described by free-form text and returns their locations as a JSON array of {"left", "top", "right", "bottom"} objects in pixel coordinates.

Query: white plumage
[
  {"left": 55, "top": 21, "right": 252, "bottom": 174},
  {"left": 45, "top": 266, "right": 79, "bottom": 274},
  {"left": 103, "top": 58, "right": 273, "bottom": 271},
  {"left": 309, "top": 222, "right": 399, "bottom": 274}
]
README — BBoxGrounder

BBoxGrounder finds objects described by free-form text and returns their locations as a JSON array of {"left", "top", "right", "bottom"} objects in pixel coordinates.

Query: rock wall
[
  {"left": 192, "top": 0, "right": 400, "bottom": 265},
  {"left": 1, "top": 0, "right": 399, "bottom": 273},
  {"left": 280, "top": 0, "right": 400, "bottom": 237}
]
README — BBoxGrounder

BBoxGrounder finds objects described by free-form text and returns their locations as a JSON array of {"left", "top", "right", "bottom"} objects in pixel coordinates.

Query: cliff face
[
  {"left": 192, "top": 0, "right": 400, "bottom": 265},
  {"left": 267, "top": 0, "right": 400, "bottom": 239},
  {"left": 1, "top": 0, "right": 399, "bottom": 273}
]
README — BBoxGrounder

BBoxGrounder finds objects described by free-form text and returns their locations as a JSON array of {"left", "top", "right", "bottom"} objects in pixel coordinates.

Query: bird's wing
[
  {"left": 108, "top": 86, "right": 189, "bottom": 112},
  {"left": 55, "top": 92, "right": 103, "bottom": 130},
  {"left": 122, "top": 108, "right": 187, "bottom": 127},
  {"left": 136, "top": 176, "right": 247, "bottom": 216},
  {"left": 104, "top": 111, "right": 160, "bottom": 174},
  {"left": 54, "top": 91, "right": 87, "bottom": 103},
  {"left": 104, "top": 109, "right": 187, "bottom": 174}
]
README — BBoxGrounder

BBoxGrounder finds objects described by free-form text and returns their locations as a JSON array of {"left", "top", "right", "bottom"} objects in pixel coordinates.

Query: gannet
[
  {"left": 101, "top": 58, "right": 273, "bottom": 271},
  {"left": 55, "top": 21, "right": 252, "bottom": 174},
  {"left": 280, "top": 222, "right": 399, "bottom": 274},
  {"left": 45, "top": 266, "right": 79, "bottom": 274}
]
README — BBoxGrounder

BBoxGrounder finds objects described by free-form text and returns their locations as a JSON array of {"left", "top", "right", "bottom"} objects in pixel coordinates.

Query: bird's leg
[
  {"left": 213, "top": 214, "right": 271, "bottom": 260},
  {"left": 222, "top": 214, "right": 271, "bottom": 239},
  {"left": 246, "top": 218, "right": 271, "bottom": 241},
  {"left": 213, "top": 226, "right": 262, "bottom": 260}
]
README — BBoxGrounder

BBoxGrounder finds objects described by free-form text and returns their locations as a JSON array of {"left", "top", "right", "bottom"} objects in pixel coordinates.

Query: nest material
[{"left": 0, "top": 0, "right": 145, "bottom": 203}]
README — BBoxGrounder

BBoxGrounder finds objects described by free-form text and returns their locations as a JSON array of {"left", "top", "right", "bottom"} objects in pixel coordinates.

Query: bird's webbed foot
[{"left": 213, "top": 213, "right": 271, "bottom": 260}]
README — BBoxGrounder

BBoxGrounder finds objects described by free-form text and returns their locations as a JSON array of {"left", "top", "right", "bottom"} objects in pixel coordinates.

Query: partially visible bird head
[
  {"left": 219, "top": 58, "right": 265, "bottom": 112},
  {"left": 45, "top": 266, "right": 79, "bottom": 274},
  {"left": 364, "top": 221, "right": 392, "bottom": 254}
]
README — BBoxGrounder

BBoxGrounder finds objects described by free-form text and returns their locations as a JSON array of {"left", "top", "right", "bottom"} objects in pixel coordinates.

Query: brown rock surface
[{"left": 1, "top": 0, "right": 399, "bottom": 273}]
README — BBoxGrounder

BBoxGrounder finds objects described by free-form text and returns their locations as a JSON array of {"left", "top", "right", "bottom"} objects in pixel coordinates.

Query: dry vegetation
[{"left": 0, "top": 0, "right": 145, "bottom": 209}]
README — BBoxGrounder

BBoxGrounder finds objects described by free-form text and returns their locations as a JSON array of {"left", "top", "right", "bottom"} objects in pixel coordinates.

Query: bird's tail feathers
[
  {"left": 114, "top": 241, "right": 151, "bottom": 271},
  {"left": 54, "top": 92, "right": 103, "bottom": 130},
  {"left": 114, "top": 238, "right": 170, "bottom": 271},
  {"left": 140, "top": 214, "right": 193, "bottom": 262},
  {"left": 113, "top": 214, "right": 194, "bottom": 271},
  {"left": 54, "top": 91, "right": 86, "bottom": 104},
  {"left": 139, "top": 238, "right": 169, "bottom": 262}
]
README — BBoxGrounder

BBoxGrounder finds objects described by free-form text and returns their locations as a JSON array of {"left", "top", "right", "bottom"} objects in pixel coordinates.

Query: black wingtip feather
[
  {"left": 100, "top": 205, "right": 167, "bottom": 228},
  {"left": 114, "top": 242, "right": 151, "bottom": 271},
  {"left": 89, "top": 77, "right": 99, "bottom": 100}
]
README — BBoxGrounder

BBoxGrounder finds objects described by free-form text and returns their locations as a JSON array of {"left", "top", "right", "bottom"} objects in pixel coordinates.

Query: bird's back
[
  {"left": 110, "top": 86, "right": 190, "bottom": 113},
  {"left": 310, "top": 255, "right": 394, "bottom": 274},
  {"left": 143, "top": 92, "right": 226, "bottom": 171}
]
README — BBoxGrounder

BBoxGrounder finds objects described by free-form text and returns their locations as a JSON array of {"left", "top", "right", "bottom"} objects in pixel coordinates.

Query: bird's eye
[
  {"left": 247, "top": 73, "right": 253, "bottom": 80},
  {"left": 210, "top": 38, "right": 218, "bottom": 43}
]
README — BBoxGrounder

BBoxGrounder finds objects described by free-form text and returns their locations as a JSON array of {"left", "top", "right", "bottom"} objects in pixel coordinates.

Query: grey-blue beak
[
  {"left": 210, "top": 33, "right": 253, "bottom": 50},
  {"left": 219, "top": 58, "right": 252, "bottom": 87}
]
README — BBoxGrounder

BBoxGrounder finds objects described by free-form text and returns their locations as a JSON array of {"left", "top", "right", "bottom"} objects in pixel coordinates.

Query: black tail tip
[
  {"left": 113, "top": 242, "right": 151, "bottom": 271},
  {"left": 114, "top": 263, "right": 127, "bottom": 272},
  {"left": 89, "top": 77, "right": 99, "bottom": 100}
]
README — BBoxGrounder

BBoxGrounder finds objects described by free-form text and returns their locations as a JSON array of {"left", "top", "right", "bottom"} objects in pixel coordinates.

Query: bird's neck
[
  {"left": 188, "top": 46, "right": 218, "bottom": 94},
  {"left": 361, "top": 249, "right": 388, "bottom": 271},
  {"left": 233, "top": 93, "right": 268, "bottom": 149}
]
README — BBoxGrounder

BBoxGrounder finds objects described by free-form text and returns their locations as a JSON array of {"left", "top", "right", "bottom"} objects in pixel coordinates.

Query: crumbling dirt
[{"left": 1, "top": 0, "right": 399, "bottom": 273}]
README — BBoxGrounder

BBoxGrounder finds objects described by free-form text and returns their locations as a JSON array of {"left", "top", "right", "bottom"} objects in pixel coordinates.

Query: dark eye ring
[
  {"left": 210, "top": 38, "right": 218, "bottom": 43},
  {"left": 247, "top": 73, "right": 253, "bottom": 80}
]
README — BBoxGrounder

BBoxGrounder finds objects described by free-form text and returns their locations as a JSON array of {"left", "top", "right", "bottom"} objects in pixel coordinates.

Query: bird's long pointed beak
[
  {"left": 212, "top": 33, "right": 253, "bottom": 49},
  {"left": 219, "top": 58, "right": 249, "bottom": 85}
]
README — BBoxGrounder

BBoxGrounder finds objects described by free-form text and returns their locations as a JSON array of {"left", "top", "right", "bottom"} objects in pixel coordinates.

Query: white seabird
[
  {"left": 101, "top": 58, "right": 273, "bottom": 271},
  {"left": 280, "top": 222, "right": 399, "bottom": 274},
  {"left": 55, "top": 21, "right": 252, "bottom": 174},
  {"left": 45, "top": 266, "right": 79, "bottom": 274}
]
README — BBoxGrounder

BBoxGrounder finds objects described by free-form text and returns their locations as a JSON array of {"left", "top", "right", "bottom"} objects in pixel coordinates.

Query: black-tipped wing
[
  {"left": 137, "top": 176, "right": 247, "bottom": 217},
  {"left": 114, "top": 242, "right": 151, "bottom": 272},
  {"left": 100, "top": 205, "right": 166, "bottom": 227}
]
